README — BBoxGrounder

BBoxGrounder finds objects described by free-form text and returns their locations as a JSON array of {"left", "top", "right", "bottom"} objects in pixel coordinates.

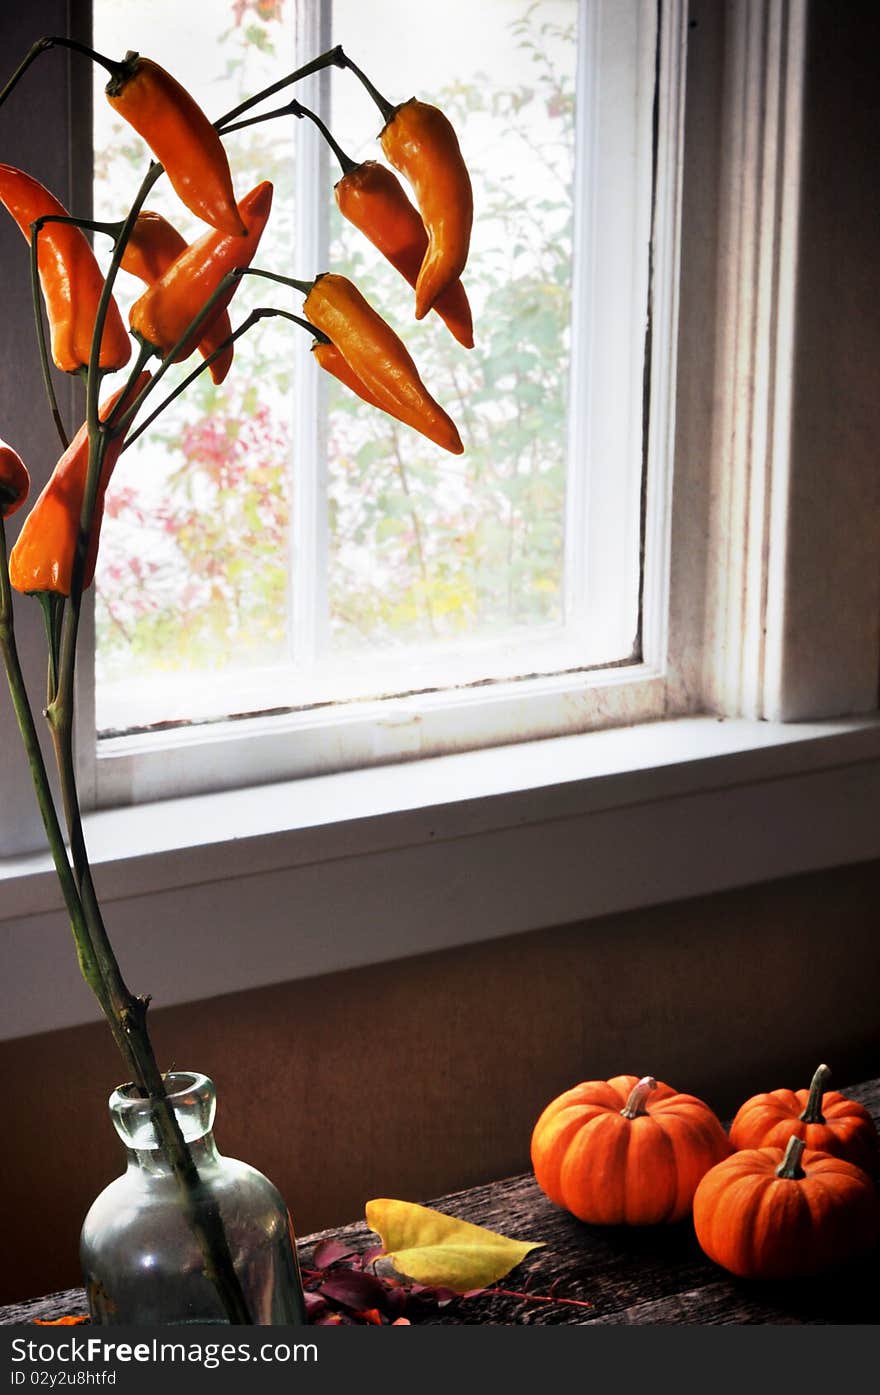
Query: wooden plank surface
[{"left": 4, "top": 1076, "right": 878, "bottom": 1327}]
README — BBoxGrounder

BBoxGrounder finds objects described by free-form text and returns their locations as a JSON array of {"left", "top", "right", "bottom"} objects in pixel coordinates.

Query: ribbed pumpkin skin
[
  {"left": 530, "top": 1076, "right": 732, "bottom": 1225},
  {"left": 693, "top": 1146, "right": 880, "bottom": 1279},
  {"left": 729, "top": 1089, "right": 879, "bottom": 1174}
]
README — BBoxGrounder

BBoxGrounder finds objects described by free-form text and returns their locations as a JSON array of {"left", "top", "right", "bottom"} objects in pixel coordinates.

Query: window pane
[
  {"left": 92, "top": 0, "right": 649, "bottom": 736},
  {"left": 92, "top": 2, "right": 297, "bottom": 725},
  {"left": 327, "top": 0, "right": 575, "bottom": 654}
]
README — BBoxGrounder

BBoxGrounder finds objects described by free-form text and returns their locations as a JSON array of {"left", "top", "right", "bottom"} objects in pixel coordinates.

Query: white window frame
[
  {"left": 2, "top": 0, "right": 879, "bottom": 1043},
  {"left": 81, "top": 0, "right": 680, "bottom": 804}
]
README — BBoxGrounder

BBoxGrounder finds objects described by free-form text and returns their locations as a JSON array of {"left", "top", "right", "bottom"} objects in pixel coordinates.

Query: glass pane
[
  {"left": 92, "top": 2, "right": 297, "bottom": 724},
  {"left": 92, "top": 0, "right": 639, "bottom": 736},
  {"left": 327, "top": 0, "right": 575, "bottom": 655}
]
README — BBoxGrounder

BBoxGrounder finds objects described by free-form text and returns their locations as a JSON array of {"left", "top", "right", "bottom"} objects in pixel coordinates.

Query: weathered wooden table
[{"left": 3, "top": 1077, "right": 877, "bottom": 1326}]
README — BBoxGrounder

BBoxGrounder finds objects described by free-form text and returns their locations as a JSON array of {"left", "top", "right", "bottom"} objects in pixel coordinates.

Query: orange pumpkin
[
  {"left": 693, "top": 1136, "right": 880, "bottom": 1279},
  {"left": 729, "top": 1063, "right": 879, "bottom": 1174},
  {"left": 530, "top": 1074, "right": 732, "bottom": 1225}
]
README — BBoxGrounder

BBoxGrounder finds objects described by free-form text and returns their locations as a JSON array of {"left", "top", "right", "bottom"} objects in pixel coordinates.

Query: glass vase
[{"left": 80, "top": 1071, "right": 307, "bottom": 1325}]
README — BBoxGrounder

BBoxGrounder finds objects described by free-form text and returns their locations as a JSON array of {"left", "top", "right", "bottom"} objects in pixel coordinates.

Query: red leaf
[
  {"left": 319, "top": 1270, "right": 390, "bottom": 1312},
  {"left": 313, "top": 1239, "right": 358, "bottom": 1269}
]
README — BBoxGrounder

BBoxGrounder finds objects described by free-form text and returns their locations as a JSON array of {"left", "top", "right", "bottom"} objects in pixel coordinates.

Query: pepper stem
[
  {"left": 121, "top": 308, "right": 329, "bottom": 454},
  {"left": 776, "top": 1135, "right": 807, "bottom": 1179},
  {"left": 620, "top": 1076, "right": 658, "bottom": 1119},
  {"left": 798, "top": 1063, "right": 831, "bottom": 1125},
  {"left": 215, "top": 45, "right": 346, "bottom": 130},
  {"left": 337, "top": 48, "right": 398, "bottom": 124},
  {"left": 289, "top": 101, "right": 360, "bottom": 177},
  {"left": 0, "top": 36, "right": 124, "bottom": 112},
  {"left": 220, "top": 98, "right": 360, "bottom": 180}
]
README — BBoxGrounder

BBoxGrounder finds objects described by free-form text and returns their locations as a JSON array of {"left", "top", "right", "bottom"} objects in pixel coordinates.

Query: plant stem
[
  {"left": 225, "top": 98, "right": 359, "bottom": 178},
  {"left": 32, "top": 156, "right": 256, "bottom": 1324},
  {"left": 620, "top": 1076, "right": 657, "bottom": 1119},
  {"left": 776, "top": 1135, "right": 807, "bottom": 1180},
  {"left": 336, "top": 50, "right": 398, "bottom": 124},
  {"left": 799, "top": 1064, "right": 831, "bottom": 1125},
  {"left": 0, "top": 529, "right": 103, "bottom": 1002},
  {"left": 216, "top": 46, "right": 346, "bottom": 130},
  {"left": 122, "top": 307, "right": 328, "bottom": 452},
  {"left": 0, "top": 35, "right": 125, "bottom": 112}
]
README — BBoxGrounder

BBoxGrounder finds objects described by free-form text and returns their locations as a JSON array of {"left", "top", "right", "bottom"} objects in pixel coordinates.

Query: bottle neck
[{"left": 126, "top": 1131, "right": 221, "bottom": 1176}]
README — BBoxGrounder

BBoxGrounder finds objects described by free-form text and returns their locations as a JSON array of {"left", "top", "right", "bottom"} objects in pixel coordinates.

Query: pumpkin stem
[
  {"left": 798, "top": 1063, "right": 831, "bottom": 1124},
  {"left": 620, "top": 1076, "right": 657, "bottom": 1119},
  {"left": 775, "top": 1134, "right": 807, "bottom": 1179}
]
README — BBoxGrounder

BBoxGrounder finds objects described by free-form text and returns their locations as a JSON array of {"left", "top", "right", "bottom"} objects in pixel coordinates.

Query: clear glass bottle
[{"left": 80, "top": 1071, "right": 307, "bottom": 1325}]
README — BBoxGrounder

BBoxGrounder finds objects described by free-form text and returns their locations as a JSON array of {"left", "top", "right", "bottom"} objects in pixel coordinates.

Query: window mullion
[{"left": 290, "top": 0, "right": 333, "bottom": 676}]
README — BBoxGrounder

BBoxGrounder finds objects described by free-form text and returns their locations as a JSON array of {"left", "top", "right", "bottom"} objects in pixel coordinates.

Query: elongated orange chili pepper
[
  {"left": 122, "top": 210, "right": 234, "bottom": 385},
  {"left": 379, "top": 99, "right": 473, "bottom": 321},
  {"left": 311, "top": 340, "right": 391, "bottom": 414},
  {"left": 129, "top": 181, "right": 273, "bottom": 365},
  {"left": 9, "top": 371, "right": 151, "bottom": 595},
  {"left": 106, "top": 54, "right": 245, "bottom": 237},
  {"left": 0, "top": 438, "right": 30, "bottom": 520},
  {"left": 304, "top": 274, "right": 462, "bottom": 455},
  {"left": 0, "top": 164, "right": 131, "bottom": 375},
  {"left": 335, "top": 161, "right": 473, "bottom": 349}
]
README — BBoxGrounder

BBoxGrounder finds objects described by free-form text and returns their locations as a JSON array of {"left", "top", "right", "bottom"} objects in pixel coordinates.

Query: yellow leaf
[{"left": 365, "top": 1199, "right": 543, "bottom": 1293}]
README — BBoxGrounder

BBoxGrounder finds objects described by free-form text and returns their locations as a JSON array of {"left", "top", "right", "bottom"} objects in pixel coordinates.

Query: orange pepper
[
  {"left": 0, "top": 164, "right": 132, "bottom": 375},
  {"left": 105, "top": 54, "right": 245, "bottom": 237},
  {"left": 311, "top": 340, "right": 391, "bottom": 414},
  {"left": 305, "top": 274, "right": 462, "bottom": 455},
  {"left": 379, "top": 100, "right": 473, "bottom": 321},
  {"left": 0, "top": 438, "right": 30, "bottom": 520},
  {"left": 335, "top": 161, "right": 473, "bottom": 348},
  {"left": 9, "top": 371, "right": 151, "bottom": 595},
  {"left": 129, "top": 182, "right": 273, "bottom": 365},
  {"left": 122, "top": 210, "right": 234, "bottom": 384}
]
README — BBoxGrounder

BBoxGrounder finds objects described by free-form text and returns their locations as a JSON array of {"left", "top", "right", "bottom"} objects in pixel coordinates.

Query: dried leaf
[
  {"left": 365, "top": 1199, "right": 543, "bottom": 1293},
  {"left": 319, "top": 1269, "right": 390, "bottom": 1311},
  {"left": 312, "top": 1238, "right": 357, "bottom": 1269}
]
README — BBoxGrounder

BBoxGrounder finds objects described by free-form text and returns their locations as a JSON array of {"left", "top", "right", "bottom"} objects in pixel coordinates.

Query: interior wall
[{"left": 3, "top": 858, "right": 878, "bottom": 1306}]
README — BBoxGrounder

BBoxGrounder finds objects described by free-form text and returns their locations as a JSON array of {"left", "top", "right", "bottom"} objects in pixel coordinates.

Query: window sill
[{"left": 2, "top": 712, "right": 880, "bottom": 1041}]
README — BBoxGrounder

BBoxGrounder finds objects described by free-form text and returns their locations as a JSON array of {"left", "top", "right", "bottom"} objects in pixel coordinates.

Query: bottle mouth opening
[{"left": 109, "top": 1071, "right": 216, "bottom": 1149}]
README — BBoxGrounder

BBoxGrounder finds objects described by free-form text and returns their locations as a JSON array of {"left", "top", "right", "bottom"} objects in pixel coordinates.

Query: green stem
[
  {"left": 0, "top": 532, "right": 102, "bottom": 1003},
  {"left": 48, "top": 646, "right": 253, "bottom": 1323},
  {"left": 38, "top": 150, "right": 257, "bottom": 1320},
  {"left": 0, "top": 35, "right": 125, "bottom": 113},
  {"left": 223, "top": 98, "right": 359, "bottom": 178},
  {"left": 798, "top": 1064, "right": 831, "bottom": 1125},
  {"left": 776, "top": 1135, "right": 807, "bottom": 1180},
  {"left": 243, "top": 267, "right": 315, "bottom": 296},
  {"left": 216, "top": 45, "right": 346, "bottom": 130},
  {"left": 289, "top": 100, "right": 359, "bottom": 177},
  {"left": 108, "top": 269, "right": 253, "bottom": 439},
  {"left": 31, "top": 214, "right": 126, "bottom": 240},
  {"left": 337, "top": 49, "right": 398, "bottom": 124},
  {"left": 620, "top": 1076, "right": 657, "bottom": 1119},
  {"left": 36, "top": 592, "right": 64, "bottom": 706},
  {"left": 122, "top": 308, "right": 328, "bottom": 453}
]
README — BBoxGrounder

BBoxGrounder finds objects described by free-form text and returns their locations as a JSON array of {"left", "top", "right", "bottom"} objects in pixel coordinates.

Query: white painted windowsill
[{"left": 2, "top": 713, "right": 880, "bottom": 1042}]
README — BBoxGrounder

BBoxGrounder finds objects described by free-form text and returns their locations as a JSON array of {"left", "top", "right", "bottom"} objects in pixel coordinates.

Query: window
[{"left": 82, "top": 0, "right": 677, "bottom": 803}]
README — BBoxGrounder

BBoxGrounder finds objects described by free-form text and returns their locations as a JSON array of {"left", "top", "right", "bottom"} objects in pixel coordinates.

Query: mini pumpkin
[
  {"left": 693, "top": 1136, "right": 880, "bottom": 1279},
  {"left": 729, "top": 1063, "right": 879, "bottom": 1174},
  {"left": 530, "top": 1074, "right": 732, "bottom": 1225}
]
